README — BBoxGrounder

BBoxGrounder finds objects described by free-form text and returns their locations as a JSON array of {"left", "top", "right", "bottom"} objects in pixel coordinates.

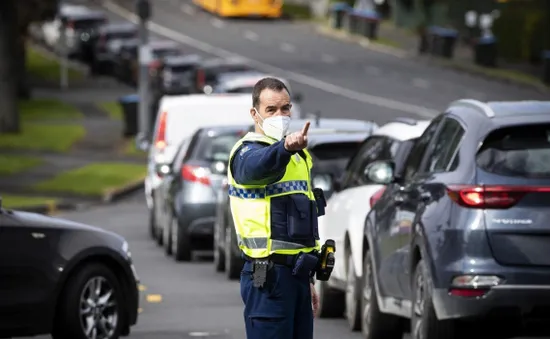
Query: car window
[
  {"left": 477, "top": 123, "right": 550, "bottom": 178},
  {"left": 424, "top": 117, "right": 465, "bottom": 173},
  {"left": 402, "top": 116, "right": 443, "bottom": 182},
  {"left": 172, "top": 138, "right": 190, "bottom": 172},
  {"left": 342, "top": 136, "right": 387, "bottom": 188},
  {"left": 106, "top": 31, "right": 135, "bottom": 40},
  {"left": 71, "top": 18, "right": 105, "bottom": 30},
  {"left": 192, "top": 132, "right": 244, "bottom": 162}
]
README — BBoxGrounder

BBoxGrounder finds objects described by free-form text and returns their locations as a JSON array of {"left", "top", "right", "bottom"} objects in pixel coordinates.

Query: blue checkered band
[{"left": 229, "top": 180, "right": 308, "bottom": 199}]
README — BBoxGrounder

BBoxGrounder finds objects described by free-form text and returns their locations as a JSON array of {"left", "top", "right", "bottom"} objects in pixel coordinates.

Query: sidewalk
[
  {"left": 0, "top": 45, "right": 147, "bottom": 213},
  {"left": 318, "top": 20, "right": 549, "bottom": 93}
]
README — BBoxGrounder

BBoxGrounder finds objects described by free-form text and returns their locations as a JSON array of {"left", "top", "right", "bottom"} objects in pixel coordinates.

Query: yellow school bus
[{"left": 193, "top": 0, "right": 283, "bottom": 18}]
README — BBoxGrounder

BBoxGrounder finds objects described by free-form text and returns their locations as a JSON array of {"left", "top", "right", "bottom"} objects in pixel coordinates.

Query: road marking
[
  {"left": 138, "top": 284, "right": 147, "bottom": 291},
  {"left": 189, "top": 332, "right": 216, "bottom": 337},
  {"left": 146, "top": 294, "right": 163, "bottom": 303},
  {"left": 412, "top": 78, "right": 430, "bottom": 89},
  {"left": 210, "top": 18, "right": 225, "bottom": 28},
  {"left": 243, "top": 30, "right": 259, "bottom": 41},
  {"left": 321, "top": 54, "right": 337, "bottom": 64},
  {"left": 181, "top": 3, "right": 195, "bottom": 15},
  {"left": 102, "top": 1, "right": 439, "bottom": 118},
  {"left": 280, "top": 42, "right": 295, "bottom": 53}
]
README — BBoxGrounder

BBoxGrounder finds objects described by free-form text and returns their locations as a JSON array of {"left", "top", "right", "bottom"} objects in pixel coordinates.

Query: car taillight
[
  {"left": 149, "top": 60, "right": 162, "bottom": 76},
  {"left": 181, "top": 165, "right": 211, "bottom": 186},
  {"left": 446, "top": 185, "right": 550, "bottom": 209},
  {"left": 449, "top": 275, "right": 502, "bottom": 298},
  {"left": 196, "top": 69, "right": 205, "bottom": 90},
  {"left": 154, "top": 111, "right": 167, "bottom": 150},
  {"left": 369, "top": 187, "right": 386, "bottom": 208}
]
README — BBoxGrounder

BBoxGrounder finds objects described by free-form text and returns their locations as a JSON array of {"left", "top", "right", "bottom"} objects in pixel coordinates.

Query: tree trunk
[
  {"left": 0, "top": 0, "right": 20, "bottom": 133},
  {"left": 17, "top": 29, "right": 31, "bottom": 99}
]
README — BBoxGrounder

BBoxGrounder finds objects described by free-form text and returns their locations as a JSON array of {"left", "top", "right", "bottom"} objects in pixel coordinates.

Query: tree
[{"left": 0, "top": 0, "right": 58, "bottom": 133}]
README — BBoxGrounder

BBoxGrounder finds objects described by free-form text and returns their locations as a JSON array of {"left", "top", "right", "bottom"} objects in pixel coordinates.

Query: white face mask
[{"left": 254, "top": 108, "right": 291, "bottom": 141}]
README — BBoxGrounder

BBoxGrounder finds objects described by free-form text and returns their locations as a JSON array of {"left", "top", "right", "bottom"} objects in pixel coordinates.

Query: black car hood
[{"left": 9, "top": 210, "right": 107, "bottom": 233}]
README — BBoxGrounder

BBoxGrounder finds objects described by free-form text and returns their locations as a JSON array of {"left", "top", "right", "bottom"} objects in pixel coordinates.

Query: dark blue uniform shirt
[{"left": 229, "top": 138, "right": 322, "bottom": 248}]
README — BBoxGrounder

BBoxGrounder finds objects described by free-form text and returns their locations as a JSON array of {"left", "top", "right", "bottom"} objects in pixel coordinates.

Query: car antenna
[{"left": 315, "top": 111, "right": 321, "bottom": 127}]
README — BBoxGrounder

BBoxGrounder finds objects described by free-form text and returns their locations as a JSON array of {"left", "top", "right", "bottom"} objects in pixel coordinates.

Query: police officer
[{"left": 227, "top": 77, "right": 327, "bottom": 339}]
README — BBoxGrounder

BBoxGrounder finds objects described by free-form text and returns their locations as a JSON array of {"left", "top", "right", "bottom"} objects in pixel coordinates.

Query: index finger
[{"left": 301, "top": 121, "right": 310, "bottom": 136}]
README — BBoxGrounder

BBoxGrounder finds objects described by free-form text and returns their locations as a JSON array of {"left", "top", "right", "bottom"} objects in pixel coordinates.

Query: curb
[
  {"left": 102, "top": 179, "right": 144, "bottom": 203},
  {"left": 317, "top": 25, "right": 549, "bottom": 93},
  {"left": 14, "top": 201, "right": 86, "bottom": 216}
]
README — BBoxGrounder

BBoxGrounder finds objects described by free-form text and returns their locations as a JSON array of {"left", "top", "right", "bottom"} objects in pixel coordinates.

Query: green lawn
[
  {"left": 0, "top": 123, "right": 85, "bottom": 152},
  {"left": 34, "top": 162, "right": 147, "bottom": 197},
  {"left": 1, "top": 195, "right": 57, "bottom": 209},
  {"left": 0, "top": 155, "right": 42, "bottom": 176},
  {"left": 122, "top": 139, "right": 146, "bottom": 157},
  {"left": 283, "top": 3, "right": 312, "bottom": 20},
  {"left": 19, "top": 98, "right": 83, "bottom": 122},
  {"left": 27, "top": 46, "right": 83, "bottom": 82},
  {"left": 98, "top": 101, "right": 123, "bottom": 120}
]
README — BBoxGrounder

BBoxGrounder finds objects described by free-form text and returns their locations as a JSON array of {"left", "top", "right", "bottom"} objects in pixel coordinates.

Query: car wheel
[
  {"left": 163, "top": 217, "right": 173, "bottom": 256},
  {"left": 411, "top": 259, "right": 455, "bottom": 339},
  {"left": 225, "top": 224, "right": 242, "bottom": 280},
  {"left": 156, "top": 218, "right": 164, "bottom": 247},
  {"left": 361, "top": 249, "right": 403, "bottom": 339},
  {"left": 171, "top": 218, "right": 192, "bottom": 262},
  {"left": 345, "top": 253, "right": 362, "bottom": 331},
  {"left": 148, "top": 207, "right": 156, "bottom": 240},
  {"left": 52, "top": 263, "right": 124, "bottom": 339},
  {"left": 213, "top": 222, "right": 225, "bottom": 272},
  {"left": 316, "top": 278, "right": 345, "bottom": 318}
]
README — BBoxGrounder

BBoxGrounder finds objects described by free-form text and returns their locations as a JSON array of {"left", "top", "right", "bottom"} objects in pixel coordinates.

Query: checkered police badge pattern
[{"left": 229, "top": 180, "right": 308, "bottom": 199}]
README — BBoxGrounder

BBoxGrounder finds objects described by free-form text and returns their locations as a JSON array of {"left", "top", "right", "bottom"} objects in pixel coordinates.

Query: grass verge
[
  {"left": 283, "top": 3, "right": 312, "bottom": 20},
  {"left": 0, "top": 155, "right": 42, "bottom": 176},
  {"left": 121, "top": 139, "right": 146, "bottom": 157},
  {"left": 27, "top": 46, "right": 84, "bottom": 82},
  {"left": 1, "top": 194, "right": 57, "bottom": 209},
  {"left": 98, "top": 101, "right": 123, "bottom": 120},
  {"left": 0, "top": 124, "right": 85, "bottom": 152},
  {"left": 19, "top": 98, "right": 83, "bottom": 122},
  {"left": 34, "top": 162, "right": 146, "bottom": 197}
]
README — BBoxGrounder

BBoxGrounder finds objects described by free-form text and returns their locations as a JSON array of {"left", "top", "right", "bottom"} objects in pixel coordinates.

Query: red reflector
[
  {"left": 370, "top": 187, "right": 386, "bottom": 208},
  {"left": 449, "top": 288, "right": 488, "bottom": 298},
  {"left": 181, "top": 165, "right": 211, "bottom": 186},
  {"left": 446, "top": 185, "right": 550, "bottom": 209}
]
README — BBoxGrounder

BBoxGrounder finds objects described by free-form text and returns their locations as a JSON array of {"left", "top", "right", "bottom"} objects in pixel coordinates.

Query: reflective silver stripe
[
  {"left": 229, "top": 180, "right": 308, "bottom": 199},
  {"left": 237, "top": 235, "right": 311, "bottom": 250}
]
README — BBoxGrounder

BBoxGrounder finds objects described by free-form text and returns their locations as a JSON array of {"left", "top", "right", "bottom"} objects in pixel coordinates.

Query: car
[
  {"left": 41, "top": 4, "right": 91, "bottom": 47},
  {"left": 362, "top": 100, "right": 550, "bottom": 339},
  {"left": 129, "top": 40, "right": 183, "bottom": 86},
  {"left": 190, "top": 57, "right": 256, "bottom": 94},
  {"left": 143, "top": 93, "right": 261, "bottom": 246},
  {"left": 43, "top": 7, "right": 107, "bottom": 58},
  {"left": 0, "top": 199, "right": 139, "bottom": 339},
  {"left": 213, "top": 118, "right": 379, "bottom": 280},
  {"left": 314, "top": 118, "right": 430, "bottom": 330},
  {"left": 155, "top": 125, "right": 249, "bottom": 261},
  {"left": 112, "top": 38, "right": 139, "bottom": 83},
  {"left": 210, "top": 71, "right": 305, "bottom": 118},
  {"left": 151, "top": 54, "right": 203, "bottom": 97},
  {"left": 84, "top": 22, "right": 137, "bottom": 75}
]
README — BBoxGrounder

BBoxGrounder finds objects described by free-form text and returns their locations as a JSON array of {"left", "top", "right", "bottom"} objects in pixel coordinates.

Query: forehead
[{"left": 259, "top": 88, "right": 290, "bottom": 106}]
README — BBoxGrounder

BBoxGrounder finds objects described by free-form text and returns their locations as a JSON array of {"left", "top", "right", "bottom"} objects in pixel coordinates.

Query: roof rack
[
  {"left": 392, "top": 117, "right": 418, "bottom": 125},
  {"left": 450, "top": 99, "right": 495, "bottom": 118}
]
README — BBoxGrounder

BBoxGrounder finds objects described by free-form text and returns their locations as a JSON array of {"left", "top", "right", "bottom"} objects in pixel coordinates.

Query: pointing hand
[{"left": 284, "top": 121, "right": 310, "bottom": 152}]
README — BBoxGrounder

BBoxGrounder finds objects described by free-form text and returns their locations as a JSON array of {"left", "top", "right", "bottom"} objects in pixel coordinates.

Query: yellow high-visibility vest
[{"left": 227, "top": 132, "right": 320, "bottom": 258}]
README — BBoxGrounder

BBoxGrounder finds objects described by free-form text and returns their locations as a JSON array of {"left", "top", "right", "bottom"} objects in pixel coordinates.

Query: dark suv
[{"left": 362, "top": 99, "right": 550, "bottom": 339}]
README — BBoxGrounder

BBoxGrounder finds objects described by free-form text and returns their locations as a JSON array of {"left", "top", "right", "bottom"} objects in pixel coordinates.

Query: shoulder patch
[{"left": 239, "top": 145, "right": 250, "bottom": 156}]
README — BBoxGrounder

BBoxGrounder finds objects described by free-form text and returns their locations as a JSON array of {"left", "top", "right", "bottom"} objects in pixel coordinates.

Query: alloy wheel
[
  {"left": 345, "top": 257, "right": 356, "bottom": 322},
  {"left": 413, "top": 271, "right": 425, "bottom": 339},
  {"left": 171, "top": 219, "right": 178, "bottom": 255},
  {"left": 362, "top": 255, "right": 373, "bottom": 335},
  {"left": 79, "top": 276, "right": 118, "bottom": 339}
]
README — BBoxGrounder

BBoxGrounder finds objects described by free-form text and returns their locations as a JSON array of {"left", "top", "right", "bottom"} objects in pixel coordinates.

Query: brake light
[
  {"left": 196, "top": 69, "right": 205, "bottom": 90},
  {"left": 155, "top": 111, "right": 167, "bottom": 149},
  {"left": 369, "top": 187, "right": 386, "bottom": 208},
  {"left": 67, "top": 21, "right": 75, "bottom": 30},
  {"left": 149, "top": 60, "right": 161, "bottom": 70},
  {"left": 181, "top": 165, "right": 211, "bottom": 185},
  {"left": 446, "top": 185, "right": 550, "bottom": 209}
]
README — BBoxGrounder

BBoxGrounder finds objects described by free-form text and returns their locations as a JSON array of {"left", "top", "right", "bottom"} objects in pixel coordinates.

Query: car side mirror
[
  {"left": 364, "top": 161, "right": 395, "bottom": 185},
  {"left": 155, "top": 163, "right": 172, "bottom": 177},
  {"left": 293, "top": 92, "right": 303, "bottom": 103}
]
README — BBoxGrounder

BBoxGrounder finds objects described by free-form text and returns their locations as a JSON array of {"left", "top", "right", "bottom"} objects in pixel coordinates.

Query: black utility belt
[
  {"left": 243, "top": 252, "right": 318, "bottom": 268},
  {"left": 244, "top": 252, "right": 319, "bottom": 288}
]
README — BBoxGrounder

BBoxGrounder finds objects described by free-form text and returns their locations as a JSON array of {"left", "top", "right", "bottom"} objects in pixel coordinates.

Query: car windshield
[
  {"left": 309, "top": 142, "right": 363, "bottom": 161},
  {"left": 71, "top": 18, "right": 105, "bottom": 30},
  {"left": 153, "top": 48, "right": 180, "bottom": 59},
  {"left": 194, "top": 132, "right": 244, "bottom": 162}
]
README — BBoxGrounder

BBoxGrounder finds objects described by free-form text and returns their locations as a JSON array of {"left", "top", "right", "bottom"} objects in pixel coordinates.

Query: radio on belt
[{"left": 316, "top": 239, "right": 335, "bottom": 281}]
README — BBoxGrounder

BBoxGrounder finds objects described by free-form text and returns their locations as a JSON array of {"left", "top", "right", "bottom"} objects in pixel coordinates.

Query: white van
[{"left": 144, "top": 93, "right": 256, "bottom": 224}]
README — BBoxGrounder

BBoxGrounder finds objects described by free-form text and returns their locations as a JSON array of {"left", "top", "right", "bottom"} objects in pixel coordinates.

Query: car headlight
[{"left": 313, "top": 174, "right": 332, "bottom": 192}]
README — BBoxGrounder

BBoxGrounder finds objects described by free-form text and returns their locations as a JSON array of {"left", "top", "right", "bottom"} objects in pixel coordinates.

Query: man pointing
[{"left": 227, "top": 77, "right": 324, "bottom": 339}]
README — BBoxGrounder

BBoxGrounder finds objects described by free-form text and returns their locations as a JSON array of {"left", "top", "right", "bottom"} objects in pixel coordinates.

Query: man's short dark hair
[{"left": 252, "top": 77, "right": 290, "bottom": 108}]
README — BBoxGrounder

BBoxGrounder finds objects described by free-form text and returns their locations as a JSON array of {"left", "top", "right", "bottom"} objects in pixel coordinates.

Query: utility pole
[{"left": 136, "top": 0, "right": 151, "bottom": 146}]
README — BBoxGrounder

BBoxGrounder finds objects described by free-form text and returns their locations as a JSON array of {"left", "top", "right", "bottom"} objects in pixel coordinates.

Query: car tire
[
  {"left": 52, "top": 263, "right": 124, "bottom": 339},
  {"left": 225, "top": 224, "right": 242, "bottom": 280},
  {"left": 345, "top": 253, "right": 362, "bottom": 331},
  {"left": 163, "top": 218, "right": 174, "bottom": 256},
  {"left": 213, "top": 221, "right": 225, "bottom": 272},
  {"left": 171, "top": 218, "right": 192, "bottom": 262},
  {"left": 316, "top": 279, "right": 345, "bottom": 318},
  {"left": 148, "top": 207, "right": 156, "bottom": 240},
  {"left": 361, "top": 249, "right": 403, "bottom": 339},
  {"left": 156, "top": 221, "right": 164, "bottom": 247},
  {"left": 411, "top": 259, "right": 455, "bottom": 339}
]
